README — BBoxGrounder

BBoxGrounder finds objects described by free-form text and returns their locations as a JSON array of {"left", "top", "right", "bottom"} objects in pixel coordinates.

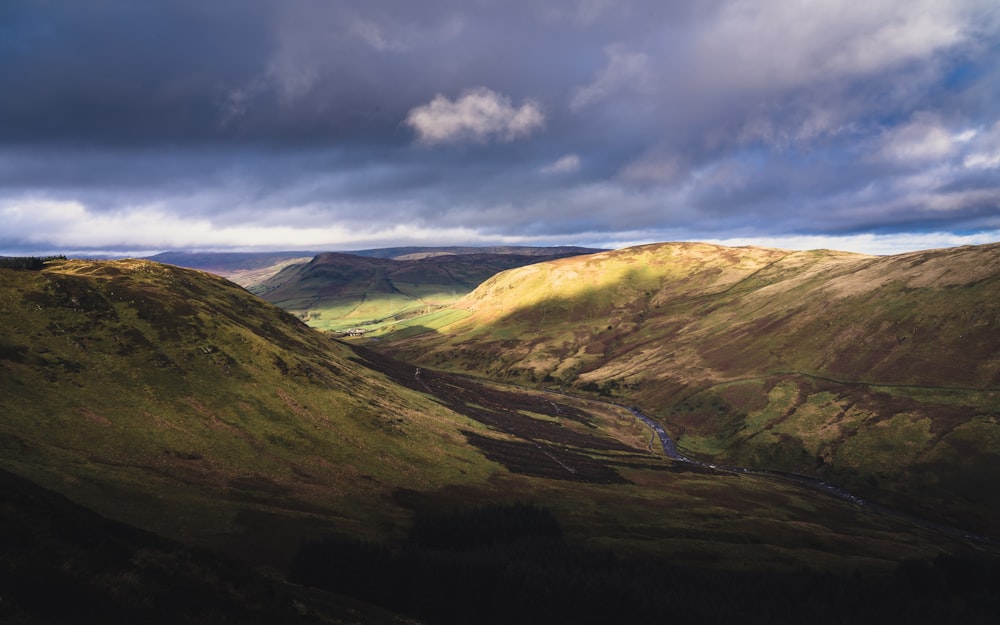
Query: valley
[
  {"left": 153, "top": 246, "right": 600, "bottom": 334},
  {"left": 2, "top": 244, "right": 999, "bottom": 623},
  {"left": 376, "top": 242, "right": 1000, "bottom": 539}
]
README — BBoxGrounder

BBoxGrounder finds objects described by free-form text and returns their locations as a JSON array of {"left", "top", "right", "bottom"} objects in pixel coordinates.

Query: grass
[
  {"left": 256, "top": 251, "right": 586, "bottom": 334},
  {"left": 0, "top": 260, "right": 499, "bottom": 552},
  {"left": 365, "top": 308, "right": 472, "bottom": 338},
  {"left": 376, "top": 241, "right": 1000, "bottom": 539},
  {"left": 3, "top": 255, "right": 997, "bottom": 586},
  {"left": 6, "top": 253, "right": 1000, "bottom": 623}
]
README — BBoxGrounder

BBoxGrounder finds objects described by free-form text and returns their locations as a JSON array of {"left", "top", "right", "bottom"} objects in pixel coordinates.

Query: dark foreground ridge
[
  {"left": 292, "top": 503, "right": 1000, "bottom": 625},
  {"left": 0, "top": 468, "right": 339, "bottom": 624}
]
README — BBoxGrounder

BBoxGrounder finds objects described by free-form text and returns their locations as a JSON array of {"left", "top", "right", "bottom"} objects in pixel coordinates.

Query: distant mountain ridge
[
  {"left": 147, "top": 247, "right": 604, "bottom": 331},
  {"left": 148, "top": 246, "right": 603, "bottom": 277},
  {"left": 345, "top": 245, "right": 603, "bottom": 259},
  {"left": 254, "top": 248, "right": 601, "bottom": 332}
]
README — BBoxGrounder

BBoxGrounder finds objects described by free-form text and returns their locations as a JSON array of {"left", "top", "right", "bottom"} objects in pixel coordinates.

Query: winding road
[
  {"left": 626, "top": 405, "right": 994, "bottom": 546},
  {"left": 416, "top": 371, "right": 994, "bottom": 549}
]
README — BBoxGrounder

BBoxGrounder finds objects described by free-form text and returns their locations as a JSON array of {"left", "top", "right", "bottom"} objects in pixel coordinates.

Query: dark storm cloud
[
  {"left": 1, "top": 0, "right": 999, "bottom": 256},
  {"left": 0, "top": 1, "right": 273, "bottom": 144}
]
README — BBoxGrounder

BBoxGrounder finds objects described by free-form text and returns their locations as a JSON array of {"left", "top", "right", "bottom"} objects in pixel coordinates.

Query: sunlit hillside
[
  {"left": 378, "top": 242, "right": 1000, "bottom": 536},
  {"left": 0, "top": 258, "right": 500, "bottom": 555},
  {"left": 5, "top": 255, "right": 1000, "bottom": 623},
  {"left": 256, "top": 250, "right": 595, "bottom": 332},
  {"left": 3, "top": 257, "right": 981, "bottom": 569}
]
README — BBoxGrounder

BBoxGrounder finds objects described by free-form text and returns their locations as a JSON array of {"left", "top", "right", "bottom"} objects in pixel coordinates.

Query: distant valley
[{"left": 152, "top": 246, "right": 600, "bottom": 333}]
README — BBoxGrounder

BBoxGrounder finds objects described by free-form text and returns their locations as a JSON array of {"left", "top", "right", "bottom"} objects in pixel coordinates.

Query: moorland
[{"left": 2, "top": 242, "right": 999, "bottom": 623}]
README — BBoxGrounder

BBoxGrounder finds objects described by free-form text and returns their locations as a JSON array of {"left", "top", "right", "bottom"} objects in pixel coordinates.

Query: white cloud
[
  {"left": 964, "top": 152, "right": 1000, "bottom": 169},
  {"left": 877, "top": 113, "right": 959, "bottom": 162},
  {"left": 962, "top": 121, "right": 1000, "bottom": 168},
  {"left": 0, "top": 197, "right": 505, "bottom": 254},
  {"left": 954, "top": 129, "right": 979, "bottom": 144},
  {"left": 823, "top": 8, "right": 963, "bottom": 76},
  {"left": 704, "top": 231, "right": 1000, "bottom": 256},
  {"left": 541, "top": 154, "right": 581, "bottom": 175},
  {"left": 876, "top": 116, "right": 1000, "bottom": 172},
  {"left": 405, "top": 87, "right": 544, "bottom": 145},
  {"left": 571, "top": 44, "right": 653, "bottom": 110},
  {"left": 697, "top": 0, "right": 978, "bottom": 91}
]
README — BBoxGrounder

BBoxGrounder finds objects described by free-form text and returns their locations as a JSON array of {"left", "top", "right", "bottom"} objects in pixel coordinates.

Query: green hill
[
  {"left": 3, "top": 257, "right": 984, "bottom": 561},
  {"left": 148, "top": 247, "right": 601, "bottom": 334},
  {"left": 4, "top": 255, "right": 1000, "bottom": 621},
  {"left": 256, "top": 250, "right": 596, "bottom": 333},
  {"left": 377, "top": 242, "right": 1000, "bottom": 537},
  {"left": 0, "top": 258, "right": 506, "bottom": 556}
]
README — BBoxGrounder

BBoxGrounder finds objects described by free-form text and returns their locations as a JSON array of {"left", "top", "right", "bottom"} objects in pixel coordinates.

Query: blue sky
[{"left": 1, "top": 0, "right": 999, "bottom": 256}]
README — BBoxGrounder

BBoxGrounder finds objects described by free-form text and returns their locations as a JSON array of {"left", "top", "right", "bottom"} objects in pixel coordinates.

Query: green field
[{"left": 255, "top": 251, "right": 587, "bottom": 335}]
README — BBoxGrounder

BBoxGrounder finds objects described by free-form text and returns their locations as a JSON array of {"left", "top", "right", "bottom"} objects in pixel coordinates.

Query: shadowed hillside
[
  {"left": 257, "top": 250, "right": 596, "bottom": 332},
  {"left": 378, "top": 242, "right": 1000, "bottom": 537},
  {"left": 2, "top": 256, "right": 985, "bottom": 579},
  {"left": 0, "top": 467, "right": 424, "bottom": 624},
  {"left": 0, "top": 258, "right": 504, "bottom": 561}
]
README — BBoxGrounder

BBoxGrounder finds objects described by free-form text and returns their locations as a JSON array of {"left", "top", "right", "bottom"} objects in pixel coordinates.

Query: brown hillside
[
  {"left": 3, "top": 256, "right": 981, "bottom": 574},
  {"left": 378, "top": 242, "right": 1000, "bottom": 536}
]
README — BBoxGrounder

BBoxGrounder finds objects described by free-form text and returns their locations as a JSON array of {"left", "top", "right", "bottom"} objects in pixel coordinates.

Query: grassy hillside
[
  {"left": 377, "top": 242, "right": 1000, "bottom": 537},
  {"left": 257, "top": 251, "right": 593, "bottom": 333},
  {"left": 1, "top": 257, "right": 984, "bottom": 577},
  {"left": 0, "top": 258, "right": 504, "bottom": 556}
]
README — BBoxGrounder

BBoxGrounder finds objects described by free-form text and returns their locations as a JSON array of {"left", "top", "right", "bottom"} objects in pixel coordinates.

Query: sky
[{"left": 2, "top": 0, "right": 999, "bottom": 257}]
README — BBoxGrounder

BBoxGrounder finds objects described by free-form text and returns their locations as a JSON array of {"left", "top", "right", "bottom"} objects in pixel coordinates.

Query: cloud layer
[{"left": 1, "top": 0, "right": 998, "bottom": 256}]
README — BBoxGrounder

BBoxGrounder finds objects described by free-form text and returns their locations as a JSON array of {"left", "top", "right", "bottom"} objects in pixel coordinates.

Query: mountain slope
[
  {"left": 378, "top": 242, "right": 1000, "bottom": 535},
  {"left": 0, "top": 258, "right": 500, "bottom": 557},
  {"left": 0, "top": 466, "right": 421, "bottom": 624},
  {"left": 257, "top": 250, "right": 595, "bottom": 332},
  {"left": 1, "top": 257, "right": 983, "bottom": 575}
]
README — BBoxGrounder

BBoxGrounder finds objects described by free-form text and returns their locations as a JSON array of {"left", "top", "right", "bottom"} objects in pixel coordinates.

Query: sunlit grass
[{"left": 4, "top": 251, "right": 998, "bottom": 576}]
